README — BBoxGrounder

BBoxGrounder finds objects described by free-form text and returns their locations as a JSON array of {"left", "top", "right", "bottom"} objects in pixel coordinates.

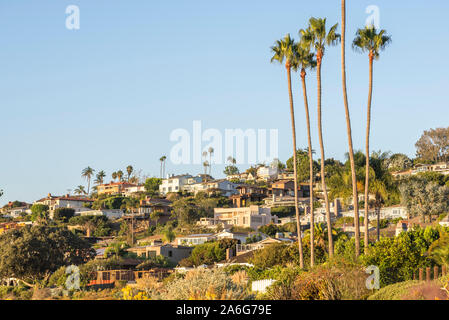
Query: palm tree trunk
[
  {"left": 287, "top": 65, "right": 304, "bottom": 269},
  {"left": 160, "top": 161, "right": 163, "bottom": 179},
  {"left": 301, "top": 69, "right": 315, "bottom": 267},
  {"left": 316, "top": 55, "right": 334, "bottom": 259},
  {"left": 87, "top": 178, "right": 91, "bottom": 195},
  {"left": 341, "top": 0, "right": 360, "bottom": 257},
  {"left": 376, "top": 206, "right": 380, "bottom": 241},
  {"left": 364, "top": 52, "right": 374, "bottom": 253}
]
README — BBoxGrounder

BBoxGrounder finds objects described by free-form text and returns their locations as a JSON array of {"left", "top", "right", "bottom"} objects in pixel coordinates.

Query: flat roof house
[
  {"left": 127, "top": 244, "right": 193, "bottom": 264},
  {"left": 176, "top": 233, "right": 216, "bottom": 246},
  {"left": 213, "top": 205, "right": 278, "bottom": 230}
]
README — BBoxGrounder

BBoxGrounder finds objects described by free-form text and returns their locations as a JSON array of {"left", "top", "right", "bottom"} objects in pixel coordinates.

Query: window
[{"left": 168, "top": 250, "right": 173, "bottom": 257}]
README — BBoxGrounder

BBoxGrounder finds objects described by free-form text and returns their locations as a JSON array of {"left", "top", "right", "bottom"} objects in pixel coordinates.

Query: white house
[
  {"left": 214, "top": 230, "right": 250, "bottom": 244},
  {"left": 213, "top": 205, "right": 277, "bottom": 230},
  {"left": 78, "top": 209, "right": 124, "bottom": 220},
  {"left": 122, "top": 185, "right": 146, "bottom": 197},
  {"left": 183, "top": 179, "right": 238, "bottom": 197},
  {"left": 159, "top": 174, "right": 193, "bottom": 195},
  {"left": 34, "top": 194, "right": 94, "bottom": 218},
  {"left": 256, "top": 166, "right": 279, "bottom": 181},
  {"left": 176, "top": 233, "right": 216, "bottom": 246}
]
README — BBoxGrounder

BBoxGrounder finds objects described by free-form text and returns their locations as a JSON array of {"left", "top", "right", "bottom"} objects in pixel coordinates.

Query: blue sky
[{"left": 1, "top": 0, "right": 448, "bottom": 205}]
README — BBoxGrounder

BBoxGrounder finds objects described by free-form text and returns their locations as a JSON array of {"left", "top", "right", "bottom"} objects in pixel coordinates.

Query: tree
[
  {"left": 172, "top": 198, "right": 199, "bottom": 225},
  {"left": 162, "top": 227, "right": 176, "bottom": 243},
  {"left": 144, "top": 177, "right": 162, "bottom": 196},
  {"left": 112, "top": 171, "right": 118, "bottom": 181},
  {"left": 116, "top": 170, "right": 124, "bottom": 182},
  {"left": 203, "top": 160, "right": 210, "bottom": 176},
  {"left": 126, "top": 165, "right": 134, "bottom": 182},
  {"left": 385, "top": 153, "right": 412, "bottom": 172},
  {"left": 159, "top": 156, "right": 167, "bottom": 179},
  {"left": 95, "top": 170, "right": 106, "bottom": 185},
  {"left": 286, "top": 149, "right": 319, "bottom": 182},
  {"left": 81, "top": 167, "right": 95, "bottom": 194},
  {"left": 224, "top": 156, "right": 239, "bottom": 176},
  {"left": 30, "top": 204, "right": 49, "bottom": 223},
  {"left": 0, "top": 189, "right": 3, "bottom": 198},
  {"left": 400, "top": 179, "right": 449, "bottom": 223},
  {"left": 353, "top": 25, "right": 392, "bottom": 253},
  {"left": 74, "top": 185, "right": 87, "bottom": 195},
  {"left": 270, "top": 33, "right": 304, "bottom": 268},
  {"left": 301, "top": 18, "right": 340, "bottom": 258},
  {"left": 293, "top": 39, "right": 317, "bottom": 267},
  {"left": 208, "top": 147, "right": 214, "bottom": 176},
  {"left": 0, "top": 225, "right": 94, "bottom": 284},
  {"left": 53, "top": 208, "right": 75, "bottom": 223},
  {"left": 340, "top": 0, "right": 361, "bottom": 259},
  {"left": 415, "top": 127, "right": 449, "bottom": 163},
  {"left": 123, "top": 197, "right": 139, "bottom": 245}
]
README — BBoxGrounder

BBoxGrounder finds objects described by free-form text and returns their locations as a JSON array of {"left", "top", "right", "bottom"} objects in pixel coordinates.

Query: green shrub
[{"left": 367, "top": 280, "right": 420, "bottom": 300}]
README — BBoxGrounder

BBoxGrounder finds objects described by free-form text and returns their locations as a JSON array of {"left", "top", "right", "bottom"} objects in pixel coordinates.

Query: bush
[
  {"left": 288, "top": 261, "right": 369, "bottom": 300},
  {"left": 156, "top": 269, "right": 254, "bottom": 300},
  {"left": 361, "top": 227, "right": 442, "bottom": 287},
  {"left": 367, "top": 280, "right": 421, "bottom": 300}
]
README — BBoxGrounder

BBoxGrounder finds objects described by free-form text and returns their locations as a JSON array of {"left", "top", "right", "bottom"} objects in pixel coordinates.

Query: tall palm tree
[
  {"left": 126, "top": 165, "right": 134, "bottom": 182},
  {"left": 81, "top": 167, "right": 95, "bottom": 195},
  {"left": 227, "top": 156, "right": 237, "bottom": 165},
  {"left": 270, "top": 33, "right": 304, "bottom": 269},
  {"left": 203, "top": 160, "right": 210, "bottom": 175},
  {"left": 160, "top": 156, "right": 167, "bottom": 179},
  {"left": 116, "top": 170, "right": 124, "bottom": 182},
  {"left": 124, "top": 198, "right": 140, "bottom": 245},
  {"left": 341, "top": 0, "right": 361, "bottom": 258},
  {"left": 208, "top": 147, "right": 214, "bottom": 176},
  {"left": 301, "top": 18, "right": 340, "bottom": 258},
  {"left": 353, "top": 25, "right": 391, "bottom": 252},
  {"left": 293, "top": 41, "right": 317, "bottom": 267},
  {"left": 74, "top": 185, "right": 87, "bottom": 195},
  {"left": 369, "top": 178, "right": 387, "bottom": 241},
  {"left": 112, "top": 171, "right": 117, "bottom": 181},
  {"left": 95, "top": 170, "right": 106, "bottom": 185}
]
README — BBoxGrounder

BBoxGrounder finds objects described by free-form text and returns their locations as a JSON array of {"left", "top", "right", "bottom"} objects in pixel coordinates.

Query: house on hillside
[
  {"left": 96, "top": 182, "right": 137, "bottom": 196},
  {"left": 256, "top": 165, "right": 279, "bottom": 182},
  {"left": 230, "top": 184, "right": 268, "bottom": 208},
  {"left": 34, "top": 194, "right": 94, "bottom": 218},
  {"left": 159, "top": 174, "right": 193, "bottom": 195},
  {"left": 213, "top": 205, "right": 277, "bottom": 230},
  {"left": 79, "top": 209, "right": 123, "bottom": 219},
  {"left": 127, "top": 244, "right": 193, "bottom": 264},
  {"left": 176, "top": 233, "right": 216, "bottom": 246}
]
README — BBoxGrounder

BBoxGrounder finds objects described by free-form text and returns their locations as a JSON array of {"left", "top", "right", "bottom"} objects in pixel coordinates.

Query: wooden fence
[{"left": 413, "top": 266, "right": 447, "bottom": 282}]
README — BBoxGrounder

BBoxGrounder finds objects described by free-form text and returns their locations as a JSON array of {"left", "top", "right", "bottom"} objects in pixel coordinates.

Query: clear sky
[{"left": 1, "top": 0, "right": 448, "bottom": 205}]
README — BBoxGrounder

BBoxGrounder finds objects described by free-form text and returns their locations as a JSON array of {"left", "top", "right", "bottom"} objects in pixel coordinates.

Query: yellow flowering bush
[{"left": 121, "top": 285, "right": 150, "bottom": 300}]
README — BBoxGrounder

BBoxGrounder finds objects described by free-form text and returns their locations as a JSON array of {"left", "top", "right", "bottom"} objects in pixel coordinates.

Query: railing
[
  {"left": 251, "top": 279, "right": 276, "bottom": 293},
  {"left": 236, "top": 243, "right": 266, "bottom": 255}
]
